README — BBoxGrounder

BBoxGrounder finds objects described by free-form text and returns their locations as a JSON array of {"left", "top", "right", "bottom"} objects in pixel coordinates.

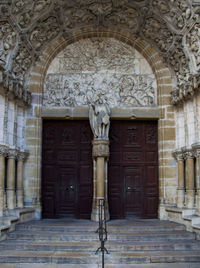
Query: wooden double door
[{"left": 42, "top": 120, "right": 158, "bottom": 219}]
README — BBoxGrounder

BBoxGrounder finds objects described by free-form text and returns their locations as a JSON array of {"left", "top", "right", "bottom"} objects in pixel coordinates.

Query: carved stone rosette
[{"left": 92, "top": 140, "right": 110, "bottom": 159}]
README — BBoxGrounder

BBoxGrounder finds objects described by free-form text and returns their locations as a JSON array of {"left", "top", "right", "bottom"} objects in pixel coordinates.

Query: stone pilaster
[
  {"left": 0, "top": 145, "right": 8, "bottom": 216},
  {"left": 184, "top": 149, "right": 195, "bottom": 209},
  {"left": 173, "top": 150, "right": 185, "bottom": 208},
  {"left": 16, "top": 151, "right": 28, "bottom": 208},
  {"left": 91, "top": 140, "right": 110, "bottom": 222},
  {"left": 7, "top": 148, "right": 18, "bottom": 210}
]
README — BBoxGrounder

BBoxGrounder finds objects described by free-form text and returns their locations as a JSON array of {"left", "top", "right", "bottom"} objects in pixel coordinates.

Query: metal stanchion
[{"left": 95, "top": 199, "right": 109, "bottom": 268}]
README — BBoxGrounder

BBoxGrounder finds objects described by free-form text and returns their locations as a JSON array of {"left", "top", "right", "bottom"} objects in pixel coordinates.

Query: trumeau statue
[{"left": 89, "top": 96, "right": 110, "bottom": 140}]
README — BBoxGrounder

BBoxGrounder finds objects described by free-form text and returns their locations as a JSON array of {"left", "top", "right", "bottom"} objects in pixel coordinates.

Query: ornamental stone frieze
[{"left": 43, "top": 38, "right": 157, "bottom": 109}]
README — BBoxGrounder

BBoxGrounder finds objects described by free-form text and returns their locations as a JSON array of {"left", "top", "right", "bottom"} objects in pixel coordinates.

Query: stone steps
[
  {"left": 7, "top": 230, "right": 195, "bottom": 241},
  {"left": 0, "top": 218, "right": 200, "bottom": 266},
  {"left": 1, "top": 239, "right": 200, "bottom": 251}
]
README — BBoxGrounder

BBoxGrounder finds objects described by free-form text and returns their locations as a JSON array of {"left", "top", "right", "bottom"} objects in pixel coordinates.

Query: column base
[
  {"left": 185, "top": 189, "right": 195, "bottom": 209},
  {"left": 6, "top": 189, "right": 16, "bottom": 210},
  {"left": 177, "top": 188, "right": 185, "bottom": 208}
]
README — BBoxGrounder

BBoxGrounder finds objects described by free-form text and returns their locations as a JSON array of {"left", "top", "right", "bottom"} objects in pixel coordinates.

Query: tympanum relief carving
[{"left": 43, "top": 38, "right": 157, "bottom": 109}]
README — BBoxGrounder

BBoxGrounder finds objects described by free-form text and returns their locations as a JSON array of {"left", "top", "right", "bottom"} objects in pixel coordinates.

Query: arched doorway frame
[{"left": 25, "top": 27, "right": 176, "bottom": 219}]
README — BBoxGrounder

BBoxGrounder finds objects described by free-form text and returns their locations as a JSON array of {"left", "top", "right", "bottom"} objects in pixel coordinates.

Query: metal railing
[{"left": 95, "top": 199, "right": 109, "bottom": 268}]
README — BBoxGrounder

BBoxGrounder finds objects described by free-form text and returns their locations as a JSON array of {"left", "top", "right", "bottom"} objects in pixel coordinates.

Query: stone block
[{"left": 159, "top": 128, "right": 176, "bottom": 141}]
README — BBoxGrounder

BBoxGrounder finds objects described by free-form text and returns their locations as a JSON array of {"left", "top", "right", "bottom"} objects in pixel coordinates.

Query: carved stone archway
[{"left": 25, "top": 28, "right": 175, "bottom": 219}]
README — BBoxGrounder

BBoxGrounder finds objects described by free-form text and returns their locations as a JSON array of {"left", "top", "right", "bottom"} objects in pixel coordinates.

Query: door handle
[
  {"left": 127, "top": 186, "right": 131, "bottom": 190},
  {"left": 66, "top": 185, "right": 74, "bottom": 191}
]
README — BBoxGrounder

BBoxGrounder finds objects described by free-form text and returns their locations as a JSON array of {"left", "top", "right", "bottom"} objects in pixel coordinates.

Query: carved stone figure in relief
[{"left": 89, "top": 96, "right": 111, "bottom": 140}]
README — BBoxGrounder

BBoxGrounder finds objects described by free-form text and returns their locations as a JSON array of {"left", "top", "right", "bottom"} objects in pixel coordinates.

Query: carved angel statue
[{"left": 88, "top": 96, "right": 111, "bottom": 140}]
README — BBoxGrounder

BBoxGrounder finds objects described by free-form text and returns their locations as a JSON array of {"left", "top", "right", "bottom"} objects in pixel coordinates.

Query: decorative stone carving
[
  {"left": 12, "top": 44, "right": 32, "bottom": 83},
  {"left": 142, "top": 17, "right": 174, "bottom": 53},
  {"left": 89, "top": 96, "right": 110, "bottom": 140},
  {"left": 186, "top": 23, "right": 200, "bottom": 72},
  {"left": 92, "top": 140, "right": 110, "bottom": 158},
  {"left": 43, "top": 38, "right": 157, "bottom": 108},
  {"left": 29, "top": 16, "right": 60, "bottom": 51},
  {"left": 17, "top": 151, "right": 29, "bottom": 161},
  {"left": 182, "top": 149, "right": 195, "bottom": 160},
  {"left": 191, "top": 143, "right": 200, "bottom": 158},
  {"left": 173, "top": 150, "right": 184, "bottom": 161},
  {"left": 16, "top": 1, "right": 52, "bottom": 29},
  {"left": 0, "top": 0, "right": 198, "bottom": 105},
  {"left": 0, "top": 145, "right": 8, "bottom": 156},
  {"left": 7, "top": 148, "right": 18, "bottom": 159},
  {"left": 0, "top": 21, "right": 17, "bottom": 68}
]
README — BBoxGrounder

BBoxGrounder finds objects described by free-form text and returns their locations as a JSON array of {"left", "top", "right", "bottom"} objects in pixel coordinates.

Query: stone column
[
  {"left": 91, "top": 140, "right": 110, "bottom": 221},
  {"left": 184, "top": 150, "right": 195, "bottom": 209},
  {"left": 7, "top": 148, "right": 18, "bottom": 210},
  {"left": 16, "top": 151, "right": 28, "bottom": 208},
  {"left": 192, "top": 143, "right": 200, "bottom": 214},
  {"left": 173, "top": 150, "right": 185, "bottom": 208},
  {"left": 0, "top": 145, "right": 7, "bottom": 216}
]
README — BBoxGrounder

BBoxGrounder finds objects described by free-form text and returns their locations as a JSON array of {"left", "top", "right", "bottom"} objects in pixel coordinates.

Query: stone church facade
[{"left": 0, "top": 0, "right": 200, "bottom": 233}]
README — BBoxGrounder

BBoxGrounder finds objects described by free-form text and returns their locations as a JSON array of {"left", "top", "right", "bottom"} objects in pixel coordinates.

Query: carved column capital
[
  {"left": 192, "top": 143, "right": 200, "bottom": 158},
  {"left": 7, "top": 148, "right": 18, "bottom": 159},
  {"left": 92, "top": 140, "right": 110, "bottom": 158},
  {"left": 183, "top": 149, "right": 194, "bottom": 160},
  {"left": 17, "top": 151, "right": 29, "bottom": 161},
  {"left": 0, "top": 145, "right": 8, "bottom": 156},
  {"left": 173, "top": 150, "right": 184, "bottom": 161}
]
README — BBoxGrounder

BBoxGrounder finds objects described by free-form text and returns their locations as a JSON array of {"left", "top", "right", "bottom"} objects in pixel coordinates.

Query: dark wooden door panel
[
  {"left": 42, "top": 120, "right": 93, "bottom": 219},
  {"left": 124, "top": 166, "right": 143, "bottom": 216},
  {"left": 108, "top": 120, "right": 158, "bottom": 219},
  {"left": 108, "top": 165, "right": 123, "bottom": 219}
]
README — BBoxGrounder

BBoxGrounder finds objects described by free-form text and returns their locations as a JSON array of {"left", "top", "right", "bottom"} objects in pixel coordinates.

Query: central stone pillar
[{"left": 91, "top": 140, "right": 110, "bottom": 221}]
